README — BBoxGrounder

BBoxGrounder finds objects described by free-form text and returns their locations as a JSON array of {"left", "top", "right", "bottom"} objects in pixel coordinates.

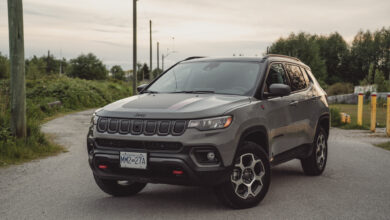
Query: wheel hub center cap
[{"left": 242, "top": 168, "right": 254, "bottom": 183}]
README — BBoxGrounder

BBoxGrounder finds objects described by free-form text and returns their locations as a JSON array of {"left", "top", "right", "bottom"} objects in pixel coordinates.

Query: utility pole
[
  {"left": 59, "top": 49, "right": 62, "bottom": 74},
  {"left": 7, "top": 0, "right": 26, "bottom": 138},
  {"left": 161, "top": 47, "right": 177, "bottom": 72},
  {"left": 149, "top": 20, "right": 153, "bottom": 79},
  {"left": 132, "top": 0, "right": 137, "bottom": 95},
  {"left": 157, "top": 42, "right": 160, "bottom": 70},
  {"left": 162, "top": 54, "right": 164, "bottom": 71}
]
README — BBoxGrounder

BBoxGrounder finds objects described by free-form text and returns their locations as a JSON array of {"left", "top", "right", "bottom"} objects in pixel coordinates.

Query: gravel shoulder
[{"left": 0, "top": 109, "right": 389, "bottom": 220}]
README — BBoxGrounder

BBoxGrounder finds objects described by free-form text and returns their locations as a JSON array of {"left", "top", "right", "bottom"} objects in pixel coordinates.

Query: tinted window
[
  {"left": 286, "top": 64, "right": 307, "bottom": 91},
  {"left": 265, "top": 63, "right": 289, "bottom": 92},
  {"left": 147, "top": 61, "right": 262, "bottom": 95},
  {"left": 301, "top": 67, "right": 312, "bottom": 85}
]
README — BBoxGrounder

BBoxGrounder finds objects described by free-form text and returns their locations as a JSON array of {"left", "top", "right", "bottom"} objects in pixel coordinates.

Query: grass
[
  {"left": 0, "top": 133, "right": 66, "bottom": 167},
  {"left": 375, "top": 142, "right": 390, "bottom": 151},
  {"left": 330, "top": 104, "right": 387, "bottom": 129},
  {"left": 0, "top": 75, "right": 133, "bottom": 167}
]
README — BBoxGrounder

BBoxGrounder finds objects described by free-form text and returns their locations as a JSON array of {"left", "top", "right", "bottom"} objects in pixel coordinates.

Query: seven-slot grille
[{"left": 96, "top": 117, "right": 187, "bottom": 136}]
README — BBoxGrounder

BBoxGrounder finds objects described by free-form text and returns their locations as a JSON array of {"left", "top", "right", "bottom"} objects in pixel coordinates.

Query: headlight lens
[
  {"left": 188, "top": 116, "right": 232, "bottom": 131},
  {"left": 90, "top": 113, "right": 98, "bottom": 126}
]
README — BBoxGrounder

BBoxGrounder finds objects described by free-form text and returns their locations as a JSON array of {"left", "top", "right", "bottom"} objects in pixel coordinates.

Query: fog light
[{"left": 207, "top": 152, "right": 215, "bottom": 161}]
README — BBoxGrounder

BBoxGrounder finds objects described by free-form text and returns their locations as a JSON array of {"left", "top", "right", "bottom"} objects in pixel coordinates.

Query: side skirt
[{"left": 271, "top": 144, "right": 313, "bottom": 167}]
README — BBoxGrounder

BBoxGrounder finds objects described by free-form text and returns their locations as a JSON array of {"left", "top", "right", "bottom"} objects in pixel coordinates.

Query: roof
[
  {"left": 181, "top": 54, "right": 305, "bottom": 66},
  {"left": 181, "top": 56, "right": 265, "bottom": 63}
]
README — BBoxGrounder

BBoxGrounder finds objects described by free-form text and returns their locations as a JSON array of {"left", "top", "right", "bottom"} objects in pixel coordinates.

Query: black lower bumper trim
[{"left": 90, "top": 153, "right": 231, "bottom": 186}]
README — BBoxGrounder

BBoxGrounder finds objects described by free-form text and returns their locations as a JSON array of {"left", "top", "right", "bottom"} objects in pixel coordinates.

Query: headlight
[
  {"left": 188, "top": 116, "right": 232, "bottom": 131},
  {"left": 90, "top": 112, "right": 99, "bottom": 126}
]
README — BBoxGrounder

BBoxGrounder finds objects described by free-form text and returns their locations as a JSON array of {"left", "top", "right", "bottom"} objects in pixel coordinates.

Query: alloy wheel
[
  {"left": 316, "top": 133, "right": 327, "bottom": 169},
  {"left": 230, "top": 153, "right": 265, "bottom": 199}
]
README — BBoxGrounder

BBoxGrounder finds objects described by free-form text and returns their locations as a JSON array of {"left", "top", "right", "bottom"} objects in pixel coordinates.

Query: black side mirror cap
[
  {"left": 264, "top": 84, "right": 291, "bottom": 98},
  {"left": 137, "top": 84, "right": 148, "bottom": 93}
]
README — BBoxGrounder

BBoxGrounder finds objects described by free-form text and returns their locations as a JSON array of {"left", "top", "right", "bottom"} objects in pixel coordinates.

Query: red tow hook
[
  {"left": 98, "top": 164, "right": 108, "bottom": 169},
  {"left": 172, "top": 170, "right": 183, "bottom": 175}
]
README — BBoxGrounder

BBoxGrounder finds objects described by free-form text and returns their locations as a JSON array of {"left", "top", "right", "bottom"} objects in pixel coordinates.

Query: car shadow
[{"left": 87, "top": 162, "right": 306, "bottom": 212}]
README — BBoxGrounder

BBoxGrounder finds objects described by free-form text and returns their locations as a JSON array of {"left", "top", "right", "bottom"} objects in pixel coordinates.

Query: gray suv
[{"left": 87, "top": 55, "right": 329, "bottom": 209}]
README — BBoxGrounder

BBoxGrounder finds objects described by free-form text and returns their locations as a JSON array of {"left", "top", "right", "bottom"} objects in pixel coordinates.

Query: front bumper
[{"left": 88, "top": 138, "right": 232, "bottom": 186}]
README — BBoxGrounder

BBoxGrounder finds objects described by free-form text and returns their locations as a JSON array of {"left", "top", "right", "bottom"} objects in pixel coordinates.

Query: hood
[{"left": 96, "top": 93, "right": 251, "bottom": 119}]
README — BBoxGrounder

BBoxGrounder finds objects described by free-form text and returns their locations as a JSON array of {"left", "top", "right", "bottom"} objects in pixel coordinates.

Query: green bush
[
  {"left": 0, "top": 76, "right": 133, "bottom": 166},
  {"left": 330, "top": 107, "right": 342, "bottom": 127},
  {"left": 0, "top": 52, "right": 9, "bottom": 79},
  {"left": 326, "top": 82, "right": 354, "bottom": 96}
]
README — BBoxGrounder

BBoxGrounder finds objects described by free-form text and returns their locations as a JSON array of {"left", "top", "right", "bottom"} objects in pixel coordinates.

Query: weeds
[{"left": 0, "top": 76, "right": 132, "bottom": 167}]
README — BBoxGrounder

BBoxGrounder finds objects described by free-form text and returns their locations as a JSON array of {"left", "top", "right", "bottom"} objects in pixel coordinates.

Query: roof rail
[
  {"left": 183, "top": 56, "right": 205, "bottom": 61},
  {"left": 263, "top": 54, "right": 300, "bottom": 62}
]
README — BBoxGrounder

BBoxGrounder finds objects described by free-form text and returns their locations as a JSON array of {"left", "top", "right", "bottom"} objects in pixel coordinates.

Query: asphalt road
[{"left": 1, "top": 109, "right": 390, "bottom": 220}]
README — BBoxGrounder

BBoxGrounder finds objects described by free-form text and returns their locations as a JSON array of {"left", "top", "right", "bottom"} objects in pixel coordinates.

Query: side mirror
[
  {"left": 266, "top": 84, "right": 291, "bottom": 97},
  {"left": 137, "top": 84, "right": 148, "bottom": 93}
]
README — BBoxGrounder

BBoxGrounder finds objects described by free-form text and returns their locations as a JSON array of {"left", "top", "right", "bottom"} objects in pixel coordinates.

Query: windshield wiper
[{"left": 172, "top": 90, "right": 215, "bottom": 94}]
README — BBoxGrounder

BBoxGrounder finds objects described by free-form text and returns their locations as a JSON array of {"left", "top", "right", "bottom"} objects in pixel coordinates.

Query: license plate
[{"left": 120, "top": 152, "right": 147, "bottom": 169}]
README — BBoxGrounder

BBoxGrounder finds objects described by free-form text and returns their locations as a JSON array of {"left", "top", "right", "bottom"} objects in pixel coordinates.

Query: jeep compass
[{"left": 87, "top": 55, "right": 329, "bottom": 209}]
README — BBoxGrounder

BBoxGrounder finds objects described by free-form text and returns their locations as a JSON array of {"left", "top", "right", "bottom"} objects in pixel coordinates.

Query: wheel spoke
[{"left": 246, "top": 183, "right": 255, "bottom": 197}]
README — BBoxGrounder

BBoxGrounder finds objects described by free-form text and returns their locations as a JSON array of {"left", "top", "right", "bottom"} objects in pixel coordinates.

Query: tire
[
  {"left": 214, "top": 141, "right": 271, "bottom": 209},
  {"left": 300, "top": 127, "right": 328, "bottom": 176},
  {"left": 93, "top": 175, "right": 147, "bottom": 197}
]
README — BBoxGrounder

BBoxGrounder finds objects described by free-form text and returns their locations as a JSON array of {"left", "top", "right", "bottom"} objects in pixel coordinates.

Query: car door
[
  {"left": 300, "top": 67, "right": 321, "bottom": 143},
  {"left": 261, "top": 63, "right": 295, "bottom": 156},
  {"left": 283, "top": 63, "right": 310, "bottom": 148}
]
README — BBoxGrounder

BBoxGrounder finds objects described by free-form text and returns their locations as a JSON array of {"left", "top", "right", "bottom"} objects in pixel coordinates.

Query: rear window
[{"left": 285, "top": 64, "right": 307, "bottom": 91}]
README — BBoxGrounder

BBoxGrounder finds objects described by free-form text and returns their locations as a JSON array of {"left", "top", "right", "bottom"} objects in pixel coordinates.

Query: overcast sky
[{"left": 1, "top": 0, "right": 389, "bottom": 69}]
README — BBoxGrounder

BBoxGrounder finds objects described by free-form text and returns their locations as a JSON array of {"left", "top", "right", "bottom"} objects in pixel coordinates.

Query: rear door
[{"left": 300, "top": 67, "right": 321, "bottom": 142}]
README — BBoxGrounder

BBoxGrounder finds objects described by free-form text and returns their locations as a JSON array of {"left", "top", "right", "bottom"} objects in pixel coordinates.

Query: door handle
[{"left": 289, "top": 100, "right": 298, "bottom": 106}]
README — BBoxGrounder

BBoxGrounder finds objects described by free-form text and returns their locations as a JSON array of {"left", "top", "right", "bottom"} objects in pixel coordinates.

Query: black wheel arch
[
  {"left": 316, "top": 113, "right": 330, "bottom": 139},
  {"left": 235, "top": 126, "right": 270, "bottom": 160}
]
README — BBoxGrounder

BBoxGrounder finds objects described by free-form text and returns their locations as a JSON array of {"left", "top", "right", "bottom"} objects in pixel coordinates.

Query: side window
[
  {"left": 265, "top": 63, "right": 289, "bottom": 92},
  {"left": 300, "top": 67, "right": 311, "bottom": 86},
  {"left": 285, "top": 64, "right": 307, "bottom": 91}
]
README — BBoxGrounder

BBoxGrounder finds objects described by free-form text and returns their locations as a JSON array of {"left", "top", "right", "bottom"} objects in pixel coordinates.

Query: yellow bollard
[
  {"left": 387, "top": 94, "right": 390, "bottom": 136},
  {"left": 357, "top": 93, "right": 364, "bottom": 126},
  {"left": 370, "top": 94, "right": 376, "bottom": 132}
]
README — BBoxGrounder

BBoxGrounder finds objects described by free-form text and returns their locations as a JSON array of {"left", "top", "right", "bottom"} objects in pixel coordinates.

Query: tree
[
  {"left": 68, "top": 53, "right": 107, "bottom": 80},
  {"left": 374, "top": 69, "right": 388, "bottom": 92},
  {"left": 136, "top": 63, "right": 150, "bottom": 82},
  {"left": 374, "top": 28, "right": 390, "bottom": 80},
  {"left": 268, "top": 32, "right": 327, "bottom": 81},
  {"left": 316, "top": 32, "right": 350, "bottom": 84},
  {"left": 0, "top": 52, "right": 9, "bottom": 79},
  {"left": 151, "top": 68, "right": 163, "bottom": 78},
  {"left": 110, "top": 65, "right": 125, "bottom": 81},
  {"left": 349, "top": 30, "right": 377, "bottom": 84},
  {"left": 45, "top": 51, "right": 59, "bottom": 74},
  {"left": 25, "top": 56, "right": 46, "bottom": 80}
]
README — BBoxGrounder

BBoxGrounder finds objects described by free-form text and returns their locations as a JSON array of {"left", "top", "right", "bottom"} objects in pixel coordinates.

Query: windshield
[{"left": 146, "top": 61, "right": 262, "bottom": 95}]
